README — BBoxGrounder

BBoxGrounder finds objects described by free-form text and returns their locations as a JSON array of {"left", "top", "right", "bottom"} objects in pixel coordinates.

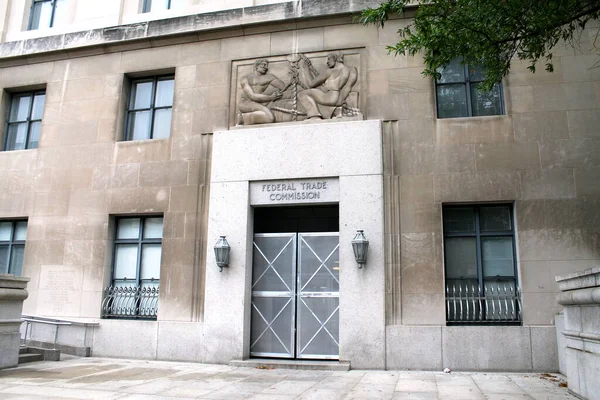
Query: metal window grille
[
  {"left": 446, "top": 281, "right": 522, "bottom": 324},
  {"left": 28, "top": 0, "right": 62, "bottom": 30},
  {"left": 435, "top": 60, "right": 505, "bottom": 118},
  {"left": 0, "top": 220, "right": 27, "bottom": 276},
  {"left": 4, "top": 91, "right": 45, "bottom": 151},
  {"left": 102, "top": 216, "right": 163, "bottom": 320},
  {"left": 124, "top": 75, "right": 174, "bottom": 141},
  {"left": 443, "top": 204, "right": 521, "bottom": 324},
  {"left": 101, "top": 285, "right": 159, "bottom": 319}
]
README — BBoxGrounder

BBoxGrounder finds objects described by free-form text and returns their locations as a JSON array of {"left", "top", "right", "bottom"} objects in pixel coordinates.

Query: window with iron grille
[
  {"left": 443, "top": 204, "right": 521, "bottom": 324},
  {"left": 102, "top": 216, "right": 163, "bottom": 320},
  {"left": 28, "top": 0, "right": 65, "bottom": 30},
  {"left": 5, "top": 91, "right": 45, "bottom": 151},
  {"left": 125, "top": 76, "right": 174, "bottom": 141},
  {"left": 0, "top": 220, "right": 27, "bottom": 276},
  {"left": 436, "top": 59, "right": 504, "bottom": 119}
]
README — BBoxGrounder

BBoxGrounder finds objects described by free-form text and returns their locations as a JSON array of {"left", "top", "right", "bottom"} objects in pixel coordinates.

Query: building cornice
[{"left": 0, "top": 0, "right": 386, "bottom": 62}]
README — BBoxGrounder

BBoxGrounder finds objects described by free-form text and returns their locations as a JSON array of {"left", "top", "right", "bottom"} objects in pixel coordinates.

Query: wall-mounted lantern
[
  {"left": 214, "top": 236, "right": 231, "bottom": 272},
  {"left": 351, "top": 230, "right": 369, "bottom": 268}
]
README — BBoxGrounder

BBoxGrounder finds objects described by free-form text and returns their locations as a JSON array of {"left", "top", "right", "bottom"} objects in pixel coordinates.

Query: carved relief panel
[{"left": 229, "top": 50, "right": 365, "bottom": 127}]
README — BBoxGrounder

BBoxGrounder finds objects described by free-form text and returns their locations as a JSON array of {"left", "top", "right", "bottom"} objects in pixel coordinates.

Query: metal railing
[
  {"left": 21, "top": 315, "right": 98, "bottom": 349},
  {"left": 446, "top": 282, "right": 522, "bottom": 324},
  {"left": 101, "top": 285, "right": 159, "bottom": 319}
]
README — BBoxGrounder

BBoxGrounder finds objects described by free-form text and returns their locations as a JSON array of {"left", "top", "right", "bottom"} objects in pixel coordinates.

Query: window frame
[
  {"left": 4, "top": 90, "right": 45, "bottom": 151},
  {"left": 443, "top": 204, "right": 520, "bottom": 325},
  {"left": 110, "top": 216, "right": 163, "bottom": 290},
  {"left": 435, "top": 62, "right": 505, "bottom": 119},
  {"left": 28, "top": 0, "right": 60, "bottom": 30},
  {"left": 142, "top": 0, "right": 172, "bottom": 13},
  {"left": 124, "top": 75, "right": 174, "bottom": 141},
  {"left": 0, "top": 220, "right": 28, "bottom": 276}
]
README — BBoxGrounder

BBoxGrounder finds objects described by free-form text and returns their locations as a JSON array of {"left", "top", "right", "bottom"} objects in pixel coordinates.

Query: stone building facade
[{"left": 0, "top": 0, "right": 598, "bottom": 371}]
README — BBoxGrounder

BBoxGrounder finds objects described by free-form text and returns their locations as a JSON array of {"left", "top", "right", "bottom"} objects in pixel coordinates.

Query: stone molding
[
  {"left": 0, "top": 288, "right": 29, "bottom": 302},
  {"left": 0, "top": 275, "right": 30, "bottom": 290},
  {"left": 0, "top": 0, "right": 383, "bottom": 60},
  {"left": 555, "top": 266, "right": 600, "bottom": 291},
  {"left": 557, "top": 287, "right": 600, "bottom": 306}
]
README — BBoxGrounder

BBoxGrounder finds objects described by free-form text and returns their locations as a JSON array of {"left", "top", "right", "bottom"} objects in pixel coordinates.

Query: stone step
[
  {"left": 18, "top": 346, "right": 61, "bottom": 362},
  {"left": 229, "top": 359, "right": 350, "bottom": 371},
  {"left": 18, "top": 353, "right": 44, "bottom": 364}
]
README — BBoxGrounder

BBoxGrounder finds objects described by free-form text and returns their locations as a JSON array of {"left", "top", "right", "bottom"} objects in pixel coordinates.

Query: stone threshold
[{"left": 229, "top": 358, "right": 351, "bottom": 371}]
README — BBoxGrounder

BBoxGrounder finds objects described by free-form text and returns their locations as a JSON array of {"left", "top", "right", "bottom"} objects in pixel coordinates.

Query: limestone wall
[{"left": 0, "top": 3, "right": 596, "bottom": 367}]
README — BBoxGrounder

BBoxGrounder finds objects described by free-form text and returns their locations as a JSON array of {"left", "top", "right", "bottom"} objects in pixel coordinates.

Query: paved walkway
[{"left": 0, "top": 356, "right": 576, "bottom": 400}]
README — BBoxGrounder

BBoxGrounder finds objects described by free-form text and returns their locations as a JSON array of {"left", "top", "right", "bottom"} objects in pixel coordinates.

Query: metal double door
[{"left": 250, "top": 232, "right": 339, "bottom": 359}]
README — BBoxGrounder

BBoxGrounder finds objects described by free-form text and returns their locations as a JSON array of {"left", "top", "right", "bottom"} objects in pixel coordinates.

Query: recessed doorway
[{"left": 250, "top": 205, "right": 340, "bottom": 360}]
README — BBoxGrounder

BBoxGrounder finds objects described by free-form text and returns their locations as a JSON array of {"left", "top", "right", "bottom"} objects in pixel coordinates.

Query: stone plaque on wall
[
  {"left": 37, "top": 265, "right": 82, "bottom": 316},
  {"left": 250, "top": 178, "right": 339, "bottom": 206},
  {"left": 230, "top": 50, "right": 364, "bottom": 127}
]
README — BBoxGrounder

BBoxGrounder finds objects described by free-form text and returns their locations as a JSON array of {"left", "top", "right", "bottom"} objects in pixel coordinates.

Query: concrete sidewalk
[{"left": 0, "top": 356, "right": 576, "bottom": 400}]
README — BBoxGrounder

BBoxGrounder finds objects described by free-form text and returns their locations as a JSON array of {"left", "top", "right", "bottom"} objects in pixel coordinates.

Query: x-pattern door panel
[
  {"left": 250, "top": 232, "right": 339, "bottom": 360},
  {"left": 297, "top": 233, "right": 340, "bottom": 359},
  {"left": 250, "top": 233, "right": 296, "bottom": 358}
]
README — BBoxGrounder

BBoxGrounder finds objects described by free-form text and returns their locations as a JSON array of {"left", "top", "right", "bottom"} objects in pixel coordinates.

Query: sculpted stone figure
[
  {"left": 238, "top": 59, "right": 285, "bottom": 125},
  {"left": 297, "top": 52, "right": 358, "bottom": 120}
]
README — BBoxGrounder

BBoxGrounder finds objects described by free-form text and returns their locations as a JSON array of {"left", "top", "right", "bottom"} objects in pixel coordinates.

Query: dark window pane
[
  {"left": 471, "top": 82, "right": 503, "bottom": 116},
  {"left": 0, "top": 222, "right": 12, "bottom": 240},
  {"left": 9, "top": 245, "right": 25, "bottom": 276},
  {"left": 152, "top": 109, "right": 171, "bottom": 139},
  {"left": 141, "top": 244, "right": 161, "bottom": 280},
  {"left": 114, "top": 244, "right": 138, "bottom": 280},
  {"left": 28, "top": 122, "right": 41, "bottom": 149},
  {"left": 437, "top": 59, "right": 465, "bottom": 83},
  {"left": 0, "top": 246, "right": 8, "bottom": 274},
  {"left": 130, "top": 81, "right": 153, "bottom": 109},
  {"left": 9, "top": 95, "right": 31, "bottom": 122},
  {"left": 31, "top": 94, "right": 46, "bottom": 120},
  {"left": 143, "top": 218, "right": 163, "bottom": 239},
  {"left": 30, "top": 1, "right": 53, "bottom": 29},
  {"left": 437, "top": 84, "right": 468, "bottom": 118},
  {"left": 117, "top": 218, "right": 141, "bottom": 239},
  {"left": 482, "top": 237, "right": 515, "bottom": 277},
  {"left": 469, "top": 65, "right": 487, "bottom": 82},
  {"left": 155, "top": 79, "right": 174, "bottom": 107},
  {"left": 480, "top": 206, "right": 511, "bottom": 231},
  {"left": 14, "top": 221, "right": 27, "bottom": 241},
  {"left": 443, "top": 208, "right": 475, "bottom": 233},
  {"left": 445, "top": 237, "right": 478, "bottom": 279},
  {"left": 128, "top": 111, "right": 152, "bottom": 140},
  {"left": 6, "top": 123, "right": 29, "bottom": 150}
]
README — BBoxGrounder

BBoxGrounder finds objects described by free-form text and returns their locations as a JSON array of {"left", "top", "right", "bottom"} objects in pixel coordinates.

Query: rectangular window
[
  {"left": 436, "top": 60, "right": 504, "bottom": 119},
  {"left": 0, "top": 220, "right": 28, "bottom": 276},
  {"left": 125, "top": 76, "right": 174, "bottom": 141},
  {"left": 443, "top": 204, "right": 521, "bottom": 324},
  {"left": 28, "top": 0, "right": 65, "bottom": 30},
  {"left": 142, "top": 0, "right": 171, "bottom": 13},
  {"left": 102, "top": 216, "right": 163, "bottom": 319},
  {"left": 5, "top": 91, "right": 45, "bottom": 151}
]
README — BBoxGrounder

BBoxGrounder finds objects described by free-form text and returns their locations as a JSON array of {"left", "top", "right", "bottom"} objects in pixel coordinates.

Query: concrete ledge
[
  {"left": 230, "top": 359, "right": 350, "bottom": 371},
  {"left": 0, "top": 0, "right": 383, "bottom": 60}
]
